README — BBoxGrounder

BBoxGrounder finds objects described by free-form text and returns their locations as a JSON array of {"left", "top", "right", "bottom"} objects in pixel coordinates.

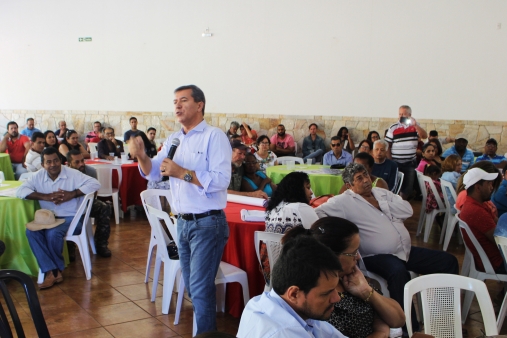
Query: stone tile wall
[{"left": 1, "top": 110, "right": 507, "bottom": 155}]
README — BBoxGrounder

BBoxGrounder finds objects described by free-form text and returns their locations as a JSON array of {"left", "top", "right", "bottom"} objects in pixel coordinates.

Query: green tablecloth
[
  {"left": 0, "top": 181, "right": 40, "bottom": 276},
  {"left": 0, "top": 153, "right": 15, "bottom": 180},
  {"left": 266, "top": 164, "right": 344, "bottom": 197}
]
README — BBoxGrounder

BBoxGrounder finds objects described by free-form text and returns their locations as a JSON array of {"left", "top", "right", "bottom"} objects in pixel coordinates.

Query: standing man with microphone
[{"left": 129, "top": 85, "right": 232, "bottom": 335}]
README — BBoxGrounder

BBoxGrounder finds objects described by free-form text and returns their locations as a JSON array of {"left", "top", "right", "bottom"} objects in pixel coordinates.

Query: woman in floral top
[{"left": 254, "top": 135, "right": 278, "bottom": 172}]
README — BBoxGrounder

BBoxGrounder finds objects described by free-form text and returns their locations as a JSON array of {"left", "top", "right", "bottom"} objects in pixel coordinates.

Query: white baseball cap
[{"left": 463, "top": 168, "right": 498, "bottom": 189}]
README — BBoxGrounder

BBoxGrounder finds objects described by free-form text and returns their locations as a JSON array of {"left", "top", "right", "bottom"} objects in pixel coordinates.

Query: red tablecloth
[
  {"left": 86, "top": 160, "right": 147, "bottom": 213},
  {"left": 222, "top": 202, "right": 266, "bottom": 317}
]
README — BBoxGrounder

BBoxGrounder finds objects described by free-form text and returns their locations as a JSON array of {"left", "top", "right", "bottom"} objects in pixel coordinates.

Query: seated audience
[
  {"left": 302, "top": 123, "right": 326, "bottom": 163},
  {"left": 492, "top": 162, "right": 507, "bottom": 218},
  {"left": 283, "top": 217, "right": 405, "bottom": 338},
  {"left": 85, "top": 121, "right": 101, "bottom": 146},
  {"left": 98, "top": 127, "right": 124, "bottom": 160},
  {"left": 357, "top": 139, "right": 373, "bottom": 154},
  {"left": 270, "top": 124, "right": 295, "bottom": 157},
  {"left": 237, "top": 236, "right": 345, "bottom": 338},
  {"left": 59, "top": 130, "right": 89, "bottom": 160},
  {"left": 428, "top": 138, "right": 443, "bottom": 162},
  {"left": 0, "top": 121, "right": 30, "bottom": 179},
  {"left": 133, "top": 131, "right": 156, "bottom": 159},
  {"left": 415, "top": 136, "right": 424, "bottom": 163},
  {"left": 67, "top": 149, "right": 112, "bottom": 257},
  {"left": 24, "top": 132, "right": 46, "bottom": 172},
  {"left": 428, "top": 130, "right": 454, "bottom": 145},
  {"left": 494, "top": 213, "right": 507, "bottom": 240},
  {"left": 371, "top": 139, "right": 398, "bottom": 191},
  {"left": 337, "top": 126, "right": 355, "bottom": 152},
  {"left": 460, "top": 168, "right": 504, "bottom": 273},
  {"left": 423, "top": 165, "right": 445, "bottom": 216},
  {"left": 226, "top": 121, "right": 240, "bottom": 139},
  {"left": 416, "top": 143, "right": 441, "bottom": 172},
  {"left": 323, "top": 136, "right": 353, "bottom": 167},
  {"left": 441, "top": 154, "right": 462, "bottom": 214},
  {"left": 254, "top": 135, "right": 277, "bottom": 172},
  {"left": 228, "top": 140, "right": 267, "bottom": 199},
  {"left": 54, "top": 120, "right": 68, "bottom": 139},
  {"left": 241, "top": 153, "right": 276, "bottom": 198},
  {"left": 16, "top": 147, "right": 100, "bottom": 289},
  {"left": 240, "top": 123, "right": 258, "bottom": 146},
  {"left": 20, "top": 118, "right": 41, "bottom": 137},
  {"left": 123, "top": 117, "right": 138, "bottom": 143},
  {"left": 366, "top": 130, "right": 381, "bottom": 144},
  {"left": 339, "top": 153, "right": 388, "bottom": 193},
  {"left": 230, "top": 134, "right": 242, "bottom": 141},
  {"left": 442, "top": 137, "right": 474, "bottom": 173},
  {"left": 476, "top": 138, "right": 507, "bottom": 167},
  {"left": 146, "top": 127, "right": 158, "bottom": 151},
  {"left": 44, "top": 130, "right": 66, "bottom": 164},
  {"left": 315, "top": 163, "right": 459, "bottom": 333}
]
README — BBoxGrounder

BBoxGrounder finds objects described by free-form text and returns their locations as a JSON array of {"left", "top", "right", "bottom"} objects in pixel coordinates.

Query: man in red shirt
[
  {"left": 460, "top": 167, "right": 503, "bottom": 272},
  {"left": 85, "top": 121, "right": 102, "bottom": 146},
  {"left": 0, "top": 121, "right": 30, "bottom": 179}
]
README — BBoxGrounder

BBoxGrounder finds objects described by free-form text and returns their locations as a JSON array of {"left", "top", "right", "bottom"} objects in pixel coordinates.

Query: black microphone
[{"left": 167, "top": 138, "right": 180, "bottom": 160}]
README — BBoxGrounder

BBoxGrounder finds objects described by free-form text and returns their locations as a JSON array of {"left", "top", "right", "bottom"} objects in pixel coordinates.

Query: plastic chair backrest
[
  {"left": 404, "top": 274, "right": 498, "bottom": 338},
  {"left": 0, "top": 270, "right": 50, "bottom": 338},
  {"left": 277, "top": 156, "right": 304, "bottom": 165},
  {"left": 146, "top": 205, "right": 178, "bottom": 247},
  {"left": 254, "top": 231, "right": 283, "bottom": 289},
  {"left": 394, "top": 170, "right": 404, "bottom": 194},
  {"left": 416, "top": 171, "right": 428, "bottom": 202},
  {"left": 440, "top": 179, "right": 457, "bottom": 213},
  {"left": 66, "top": 192, "right": 95, "bottom": 237},
  {"left": 421, "top": 175, "right": 446, "bottom": 211},
  {"left": 88, "top": 142, "right": 98, "bottom": 153},
  {"left": 456, "top": 214, "right": 496, "bottom": 275},
  {"left": 18, "top": 172, "right": 35, "bottom": 182},
  {"left": 140, "top": 189, "right": 173, "bottom": 216},
  {"left": 93, "top": 164, "right": 122, "bottom": 195}
]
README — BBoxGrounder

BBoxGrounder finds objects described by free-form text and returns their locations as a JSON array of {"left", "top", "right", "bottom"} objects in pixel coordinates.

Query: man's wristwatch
[{"left": 183, "top": 170, "right": 193, "bottom": 182}]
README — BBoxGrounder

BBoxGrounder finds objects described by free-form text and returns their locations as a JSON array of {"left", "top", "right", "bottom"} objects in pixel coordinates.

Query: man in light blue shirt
[
  {"left": 442, "top": 137, "right": 475, "bottom": 173},
  {"left": 323, "top": 136, "right": 353, "bottom": 167},
  {"left": 17, "top": 147, "right": 100, "bottom": 289},
  {"left": 130, "top": 85, "right": 231, "bottom": 335},
  {"left": 19, "top": 117, "right": 41, "bottom": 138},
  {"left": 237, "top": 236, "right": 345, "bottom": 338},
  {"left": 475, "top": 138, "right": 507, "bottom": 167}
]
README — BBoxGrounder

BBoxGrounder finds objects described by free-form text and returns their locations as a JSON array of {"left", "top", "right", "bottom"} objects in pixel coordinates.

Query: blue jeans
[
  {"left": 363, "top": 247, "right": 459, "bottom": 332},
  {"left": 26, "top": 216, "right": 82, "bottom": 273},
  {"left": 303, "top": 149, "right": 324, "bottom": 163},
  {"left": 177, "top": 211, "right": 229, "bottom": 335}
]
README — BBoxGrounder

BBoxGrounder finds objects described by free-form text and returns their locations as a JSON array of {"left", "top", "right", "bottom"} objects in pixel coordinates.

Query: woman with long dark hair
[
  {"left": 282, "top": 217, "right": 405, "bottom": 338},
  {"left": 59, "top": 130, "right": 89, "bottom": 159},
  {"left": 44, "top": 130, "right": 66, "bottom": 164},
  {"left": 337, "top": 126, "right": 355, "bottom": 153}
]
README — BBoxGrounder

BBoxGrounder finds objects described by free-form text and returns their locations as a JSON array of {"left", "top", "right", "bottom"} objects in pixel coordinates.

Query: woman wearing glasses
[
  {"left": 59, "top": 130, "right": 90, "bottom": 160},
  {"left": 254, "top": 135, "right": 278, "bottom": 172},
  {"left": 241, "top": 153, "right": 277, "bottom": 198},
  {"left": 283, "top": 217, "right": 405, "bottom": 338}
]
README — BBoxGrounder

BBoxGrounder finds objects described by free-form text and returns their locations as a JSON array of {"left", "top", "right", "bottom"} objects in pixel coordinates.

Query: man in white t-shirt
[{"left": 24, "top": 132, "right": 46, "bottom": 172}]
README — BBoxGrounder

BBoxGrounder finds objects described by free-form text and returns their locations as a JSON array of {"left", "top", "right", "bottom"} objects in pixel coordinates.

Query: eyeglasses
[
  {"left": 331, "top": 143, "right": 341, "bottom": 147},
  {"left": 353, "top": 172, "right": 369, "bottom": 183},
  {"left": 360, "top": 145, "right": 370, "bottom": 149},
  {"left": 106, "top": 132, "right": 114, "bottom": 136},
  {"left": 259, "top": 142, "right": 269, "bottom": 145},
  {"left": 340, "top": 250, "right": 360, "bottom": 258}
]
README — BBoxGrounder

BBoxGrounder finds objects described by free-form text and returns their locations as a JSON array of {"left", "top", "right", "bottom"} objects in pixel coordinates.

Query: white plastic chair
[
  {"left": 89, "top": 164, "right": 122, "bottom": 224},
  {"left": 18, "top": 172, "right": 35, "bottom": 182},
  {"left": 416, "top": 171, "right": 428, "bottom": 237},
  {"left": 404, "top": 274, "right": 499, "bottom": 338},
  {"left": 277, "top": 156, "right": 304, "bottom": 165},
  {"left": 37, "top": 192, "right": 95, "bottom": 282},
  {"left": 417, "top": 174, "right": 448, "bottom": 242},
  {"left": 88, "top": 142, "right": 98, "bottom": 153},
  {"left": 495, "top": 235, "right": 507, "bottom": 331},
  {"left": 394, "top": 170, "right": 404, "bottom": 195},
  {"left": 254, "top": 231, "right": 284, "bottom": 291},
  {"left": 440, "top": 179, "right": 461, "bottom": 251},
  {"left": 456, "top": 215, "right": 507, "bottom": 324},
  {"left": 145, "top": 205, "right": 185, "bottom": 320},
  {"left": 140, "top": 189, "right": 173, "bottom": 283}
]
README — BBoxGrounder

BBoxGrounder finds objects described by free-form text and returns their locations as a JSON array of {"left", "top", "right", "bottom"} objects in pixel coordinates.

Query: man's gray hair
[
  {"left": 230, "top": 121, "right": 240, "bottom": 128},
  {"left": 342, "top": 163, "right": 368, "bottom": 185},
  {"left": 373, "top": 139, "right": 389, "bottom": 149}
]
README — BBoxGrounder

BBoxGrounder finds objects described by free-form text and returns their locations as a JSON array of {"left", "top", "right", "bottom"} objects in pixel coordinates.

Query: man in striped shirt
[{"left": 385, "top": 105, "right": 427, "bottom": 200}]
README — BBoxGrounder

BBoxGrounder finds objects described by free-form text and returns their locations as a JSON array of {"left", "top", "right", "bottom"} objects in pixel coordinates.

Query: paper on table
[
  {"left": 0, "top": 187, "right": 19, "bottom": 197},
  {"left": 227, "top": 194, "right": 267, "bottom": 207},
  {"left": 240, "top": 209, "right": 266, "bottom": 222}
]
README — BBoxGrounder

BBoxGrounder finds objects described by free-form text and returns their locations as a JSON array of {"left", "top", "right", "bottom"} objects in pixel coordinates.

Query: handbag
[{"left": 309, "top": 194, "right": 334, "bottom": 208}]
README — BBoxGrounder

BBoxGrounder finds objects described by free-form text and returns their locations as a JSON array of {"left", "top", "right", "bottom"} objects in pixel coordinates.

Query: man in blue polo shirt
[
  {"left": 442, "top": 137, "right": 475, "bottom": 173},
  {"left": 323, "top": 136, "right": 352, "bottom": 166},
  {"left": 475, "top": 138, "right": 506, "bottom": 168}
]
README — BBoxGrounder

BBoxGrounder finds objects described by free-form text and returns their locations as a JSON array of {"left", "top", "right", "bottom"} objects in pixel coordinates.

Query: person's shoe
[
  {"left": 97, "top": 245, "right": 112, "bottom": 258},
  {"left": 55, "top": 271, "right": 63, "bottom": 284},
  {"left": 38, "top": 273, "right": 57, "bottom": 289}
]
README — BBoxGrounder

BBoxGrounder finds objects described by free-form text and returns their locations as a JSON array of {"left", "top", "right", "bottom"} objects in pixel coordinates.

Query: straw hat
[{"left": 26, "top": 209, "right": 65, "bottom": 231}]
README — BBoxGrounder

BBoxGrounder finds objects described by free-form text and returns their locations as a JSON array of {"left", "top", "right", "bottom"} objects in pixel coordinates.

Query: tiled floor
[{"left": 3, "top": 200, "right": 507, "bottom": 337}]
